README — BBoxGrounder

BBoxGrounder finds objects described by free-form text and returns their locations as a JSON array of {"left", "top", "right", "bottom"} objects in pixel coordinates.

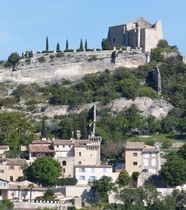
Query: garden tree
[
  {"left": 116, "top": 185, "right": 160, "bottom": 209},
  {"left": 24, "top": 156, "right": 61, "bottom": 187},
  {"left": 43, "top": 189, "right": 55, "bottom": 200},
  {"left": 89, "top": 175, "right": 114, "bottom": 203},
  {"left": 65, "top": 39, "right": 69, "bottom": 50},
  {"left": 131, "top": 172, "right": 140, "bottom": 188},
  {"left": 116, "top": 170, "right": 131, "bottom": 187},
  {"left": 79, "top": 39, "right": 84, "bottom": 51},
  {"left": 0, "top": 112, "right": 36, "bottom": 151},
  {"left": 7, "top": 52, "right": 20, "bottom": 71},
  {"left": 56, "top": 42, "right": 60, "bottom": 52},
  {"left": 45, "top": 36, "right": 49, "bottom": 52},
  {"left": 101, "top": 140, "right": 125, "bottom": 160},
  {"left": 160, "top": 155, "right": 186, "bottom": 187},
  {"left": 85, "top": 39, "right": 88, "bottom": 51}
]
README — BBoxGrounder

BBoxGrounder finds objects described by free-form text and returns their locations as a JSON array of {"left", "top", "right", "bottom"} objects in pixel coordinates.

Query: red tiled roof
[
  {"left": 29, "top": 145, "right": 54, "bottom": 153},
  {"left": 6, "top": 158, "right": 27, "bottom": 166},
  {"left": 125, "top": 142, "right": 159, "bottom": 151}
]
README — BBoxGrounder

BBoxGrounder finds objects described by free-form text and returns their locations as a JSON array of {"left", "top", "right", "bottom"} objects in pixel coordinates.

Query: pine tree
[
  {"left": 79, "top": 39, "right": 84, "bottom": 51},
  {"left": 65, "top": 39, "right": 69, "bottom": 50},
  {"left": 46, "top": 36, "right": 49, "bottom": 52},
  {"left": 56, "top": 42, "right": 60, "bottom": 52},
  {"left": 85, "top": 39, "right": 88, "bottom": 51}
]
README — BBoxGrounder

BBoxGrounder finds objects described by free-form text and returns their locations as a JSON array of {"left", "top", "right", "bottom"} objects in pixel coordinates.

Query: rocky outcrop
[
  {"left": 0, "top": 50, "right": 146, "bottom": 84},
  {"left": 43, "top": 97, "right": 173, "bottom": 120}
]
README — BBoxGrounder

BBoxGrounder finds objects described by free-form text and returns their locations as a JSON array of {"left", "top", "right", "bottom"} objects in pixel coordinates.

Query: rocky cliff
[{"left": 0, "top": 50, "right": 146, "bottom": 84}]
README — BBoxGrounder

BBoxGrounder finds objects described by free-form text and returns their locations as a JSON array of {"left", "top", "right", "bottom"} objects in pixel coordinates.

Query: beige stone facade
[
  {"left": 0, "top": 158, "right": 27, "bottom": 182},
  {"left": 107, "top": 17, "right": 163, "bottom": 52},
  {"left": 28, "top": 136, "right": 102, "bottom": 178},
  {"left": 125, "top": 142, "right": 160, "bottom": 175}
]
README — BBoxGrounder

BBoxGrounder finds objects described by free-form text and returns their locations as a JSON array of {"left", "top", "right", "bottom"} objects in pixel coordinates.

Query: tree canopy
[
  {"left": 24, "top": 156, "right": 61, "bottom": 187},
  {"left": 7, "top": 52, "right": 20, "bottom": 71},
  {"left": 0, "top": 112, "right": 36, "bottom": 151}
]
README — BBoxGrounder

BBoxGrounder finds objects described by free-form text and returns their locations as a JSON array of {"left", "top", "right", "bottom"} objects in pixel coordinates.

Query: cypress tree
[
  {"left": 65, "top": 39, "right": 69, "bottom": 50},
  {"left": 41, "top": 116, "right": 46, "bottom": 139},
  {"left": 79, "top": 39, "right": 84, "bottom": 51},
  {"left": 56, "top": 42, "right": 60, "bottom": 52},
  {"left": 46, "top": 36, "right": 49, "bottom": 52}
]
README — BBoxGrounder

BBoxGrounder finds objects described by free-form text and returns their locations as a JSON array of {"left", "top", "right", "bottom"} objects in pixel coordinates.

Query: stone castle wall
[{"left": 107, "top": 18, "right": 163, "bottom": 52}]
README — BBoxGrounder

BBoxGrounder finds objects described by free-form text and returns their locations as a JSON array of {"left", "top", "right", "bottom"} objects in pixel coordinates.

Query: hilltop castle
[{"left": 107, "top": 17, "right": 163, "bottom": 52}]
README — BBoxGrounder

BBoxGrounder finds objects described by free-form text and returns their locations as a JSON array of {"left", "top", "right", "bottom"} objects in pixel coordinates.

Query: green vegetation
[
  {"left": 159, "top": 143, "right": 186, "bottom": 187},
  {"left": 46, "top": 36, "right": 49, "bottom": 52},
  {"left": 0, "top": 112, "right": 36, "bottom": 151},
  {"left": 24, "top": 156, "right": 61, "bottom": 187},
  {"left": 57, "top": 177, "right": 78, "bottom": 186},
  {"left": 5, "top": 52, "right": 20, "bottom": 71}
]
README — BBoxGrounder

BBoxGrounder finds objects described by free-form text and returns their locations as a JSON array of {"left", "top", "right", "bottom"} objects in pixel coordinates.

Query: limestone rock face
[
  {"left": 0, "top": 51, "right": 146, "bottom": 84},
  {"left": 43, "top": 97, "right": 173, "bottom": 120}
]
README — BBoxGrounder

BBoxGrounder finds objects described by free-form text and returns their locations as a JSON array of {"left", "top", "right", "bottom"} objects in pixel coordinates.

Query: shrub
[
  {"left": 88, "top": 55, "right": 98, "bottom": 62},
  {"left": 37, "top": 56, "right": 46, "bottom": 63},
  {"left": 57, "top": 177, "right": 77, "bottom": 186}
]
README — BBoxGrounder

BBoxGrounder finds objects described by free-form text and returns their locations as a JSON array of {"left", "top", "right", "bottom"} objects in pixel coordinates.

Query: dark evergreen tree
[
  {"left": 65, "top": 39, "right": 69, "bottom": 50},
  {"left": 79, "top": 39, "right": 84, "bottom": 51},
  {"left": 46, "top": 36, "right": 49, "bottom": 52},
  {"left": 56, "top": 42, "right": 60, "bottom": 52},
  {"left": 41, "top": 116, "right": 46, "bottom": 139}
]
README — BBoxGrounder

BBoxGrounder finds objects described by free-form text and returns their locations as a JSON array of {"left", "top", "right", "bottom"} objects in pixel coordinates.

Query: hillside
[
  {"left": 0, "top": 50, "right": 146, "bottom": 84},
  {"left": 0, "top": 47, "right": 185, "bottom": 159}
]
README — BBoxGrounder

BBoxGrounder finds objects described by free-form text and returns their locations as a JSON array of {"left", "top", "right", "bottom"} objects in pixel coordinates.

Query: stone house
[
  {"left": 125, "top": 141, "right": 160, "bottom": 175},
  {"left": 28, "top": 136, "right": 103, "bottom": 178},
  {"left": 0, "top": 158, "right": 27, "bottom": 182},
  {"left": 107, "top": 17, "right": 163, "bottom": 52}
]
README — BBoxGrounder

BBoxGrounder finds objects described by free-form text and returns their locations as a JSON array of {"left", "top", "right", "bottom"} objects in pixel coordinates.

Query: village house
[
  {"left": 125, "top": 141, "right": 160, "bottom": 175},
  {"left": 0, "top": 158, "right": 27, "bottom": 182}
]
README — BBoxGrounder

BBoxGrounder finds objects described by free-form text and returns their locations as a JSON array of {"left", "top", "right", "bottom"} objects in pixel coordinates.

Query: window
[
  {"left": 9, "top": 166, "right": 14, "bottom": 170},
  {"left": 79, "top": 152, "right": 81, "bottom": 156},
  {"left": 78, "top": 161, "right": 82, "bottom": 165},
  {"left": 151, "top": 159, "right": 156, "bottom": 166},
  {"left": 91, "top": 168, "right": 95, "bottom": 173},
  {"left": 63, "top": 168, "right": 66, "bottom": 173},
  {"left": 151, "top": 153, "right": 156, "bottom": 157},
  {"left": 79, "top": 176, "right": 85, "bottom": 180},
  {"left": 143, "top": 159, "right": 148, "bottom": 166},
  {"left": 143, "top": 153, "right": 150, "bottom": 158},
  {"left": 62, "top": 161, "right": 66, "bottom": 166},
  {"left": 133, "top": 152, "right": 137, "bottom": 157},
  {"left": 79, "top": 167, "right": 85, "bottom": 172},
  {"left": 0, "top": 170, "right": 4, "bottom": 173},
  {"left": 103, "top": 168, "right": 107, "bottom": 173},
  {"left": 10, "top": 176, "right": 13, "bottom": 181},
  {"left": 89, "top": 176, "right": 96, "bottom": 181},
  {"left": 113, "top": 38, "right": 116, "bottom": 42},
  {"left": 133, "top": 162, "right": 138, "bottom": 166}
]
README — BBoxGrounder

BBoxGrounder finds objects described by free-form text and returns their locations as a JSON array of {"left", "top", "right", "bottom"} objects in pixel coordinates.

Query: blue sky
[{"left": 0, "top": 0, "right": 186, "bottom": 60}]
